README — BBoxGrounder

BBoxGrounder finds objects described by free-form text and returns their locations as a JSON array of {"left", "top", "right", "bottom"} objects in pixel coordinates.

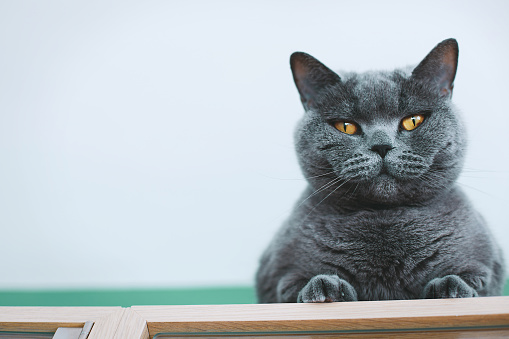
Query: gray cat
[{"left": 256, "top": 39, "right": 505, "bottom": 303}]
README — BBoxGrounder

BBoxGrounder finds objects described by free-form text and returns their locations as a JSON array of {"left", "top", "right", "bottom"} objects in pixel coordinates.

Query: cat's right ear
[
  {"left": 411, "top": 39, "right": 459, "bottom": 98},
  {"left": 290, "top": 52, "right": 341, "bottom": 110}
]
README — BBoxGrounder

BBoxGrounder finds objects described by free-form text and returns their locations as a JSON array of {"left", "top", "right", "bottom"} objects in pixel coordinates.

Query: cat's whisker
[
  {"left": 462, "top": 167, "right": 509, "bottom": 174},
  {"left": 298, "top": 158, "right": 335, "bottom": 171},
  {"left": 416, "top": 172, "right": 449, "bottom": 191},
  {"left": 304, "top": 179, "right": 351, "bottom": 220},
  {"left": 257, "top": 170, "right": 337, "bottom": 181},
  {"left": 265, "top": 173, "right": 346, "bottom": 227},
  {"left": 350, "top": 182, "right": 360, "bottom": 197},
  {"left": 301, "top": 171, "right": 338, "bottom": 180},
  {"left": 458, "top": 175, "right": 499, "bottom": 179},
  {"left": 455, "top": 181, "right": 497, "bottom": 199},
  {"left": 297, "top": 176, "right": 346, "bottom": 209}
]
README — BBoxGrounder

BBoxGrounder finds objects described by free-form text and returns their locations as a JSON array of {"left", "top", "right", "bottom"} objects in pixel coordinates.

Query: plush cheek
[
  {"left": 399, "top": 118, "right": 451, "bottom": 164},
  {"left": 316, "top": 130, "right": 356, "bottom": 165}
]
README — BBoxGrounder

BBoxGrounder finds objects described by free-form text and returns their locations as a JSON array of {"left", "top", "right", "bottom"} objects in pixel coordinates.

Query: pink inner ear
[
  {"left": 293, "top": 62, "right": 311, "bottom": 97},
  {"left": 443, "top": 49, "right": 457, "bottom": 67},
  {"left": 438, "top": 62, "right": 456, "bottom": 96},
  {"left": 293, "top": 61, "right": 307, "bottom": 81},
  {"left": 290, "top": 51, "right": 342, "bottom": 109},
  {"left": 291, "top": 57, "right": 316, "bottom": 104},
  {"left": 440, "top": 87, "right": 452, "bottom": 96},
  {"left": 411, "top": 39, "right": 458, "bottom": 98}
]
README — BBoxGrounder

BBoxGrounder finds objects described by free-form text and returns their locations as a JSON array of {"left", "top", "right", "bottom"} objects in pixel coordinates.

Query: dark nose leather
[{"left": 371, "top": 144, "right": 393, "bottom": 158}]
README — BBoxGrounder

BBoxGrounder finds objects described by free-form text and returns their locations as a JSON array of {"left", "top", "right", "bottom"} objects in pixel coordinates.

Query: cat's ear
[
  {"left": 290, "top": 52, "right": 341, "bottom": 110},
  {"left": 411, "top": 39, "right": 459, "bottom": 98}
]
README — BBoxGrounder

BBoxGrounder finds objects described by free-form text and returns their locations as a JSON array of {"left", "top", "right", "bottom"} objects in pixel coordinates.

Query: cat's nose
[{"left": 371, "top": 144, "right": 393, "bottom": 158}]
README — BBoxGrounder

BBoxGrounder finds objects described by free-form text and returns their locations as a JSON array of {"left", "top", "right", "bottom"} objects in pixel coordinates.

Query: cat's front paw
[
  {"left": 422, "top": 275, "right": 478, "bottom": 299},
  {"left": 297, "top": 274, "right": 358, "bottom": 303}
]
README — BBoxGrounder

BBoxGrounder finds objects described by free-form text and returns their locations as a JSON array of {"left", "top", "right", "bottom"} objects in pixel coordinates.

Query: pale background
[{"left": 0, "top": 0, "right": 508, "bottom": 289}]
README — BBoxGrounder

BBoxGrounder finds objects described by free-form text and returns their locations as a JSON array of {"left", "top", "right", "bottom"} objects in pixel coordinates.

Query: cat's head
[{"left": 291, "top": 39, "right": 466, "bottom": 207}]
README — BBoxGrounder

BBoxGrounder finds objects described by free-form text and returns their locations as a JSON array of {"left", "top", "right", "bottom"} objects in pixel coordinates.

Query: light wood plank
[
  {"left": 143, "top": 329, "right": 509, "bottom": 338},
  {"left": 0, "top": 307, "right": 120, "bottom": 333},
  {"left": 112, "top": 308, "right": 149, "bottom": 339},
  {"left": 132, "top": 297, "right": 509, "bottom": 336},
  {"left": 0, "top": 307, "right": 118, "bottom": 321},
  {"left": 87, "top": 308, "right": 126, "bottom": 339}
]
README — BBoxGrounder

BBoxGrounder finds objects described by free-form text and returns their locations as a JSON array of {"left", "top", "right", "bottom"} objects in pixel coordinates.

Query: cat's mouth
[
  {"left": 379, "top": 163, "right": 390, "bottom": 176},
  {"left": 360, "top": 173, "right": 399, "bottom": 202}
]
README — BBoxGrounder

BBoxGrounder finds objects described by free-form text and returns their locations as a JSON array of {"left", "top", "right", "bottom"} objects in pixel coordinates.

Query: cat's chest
[
  {"left": 317, "top": 210, "right": 434, "bottom": 253},
  {"left": 310, "top": 210, "right": 451, "bottom": 298},
  {"left": 318, "top": 218, "right": 430, "bottom": 266}
]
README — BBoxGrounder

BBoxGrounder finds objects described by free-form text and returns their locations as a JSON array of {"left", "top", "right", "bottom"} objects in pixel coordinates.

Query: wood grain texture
[
  {"left": 87, "top": 308, "right": 126, "bottom": 339},
  {"left": 0, "top": 307, "right": 145, "bottom": 338},
  {"left": 148, "top": 329, "right": 509, "bottom": 338},
  {"left": 2, "top": 297, "right": 509, "bottom": 338},
  {"left": 0, "top": 306, "right": 120, "bottom": 333},
  {"left": 132, "top": 297, "right": 509, "bottom": 337},
  {"left": 113, "top": 308, "right": 149, "bottom": 339}
]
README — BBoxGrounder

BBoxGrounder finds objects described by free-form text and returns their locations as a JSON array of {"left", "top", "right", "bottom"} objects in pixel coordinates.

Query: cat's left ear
[
  {"left": 411, "top": 38, "right": 459, "bottom": 98},
  {"left": 290, "top": 52, "right": 341, "bottom": 110}
]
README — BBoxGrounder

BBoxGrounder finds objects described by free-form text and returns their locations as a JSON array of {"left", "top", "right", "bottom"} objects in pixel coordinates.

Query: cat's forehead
[{"left": 317, "top": 70, "right": 408, "bottom": 122}]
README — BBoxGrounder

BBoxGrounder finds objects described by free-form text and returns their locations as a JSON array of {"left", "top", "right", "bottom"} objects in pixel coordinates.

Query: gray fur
[{"left": 256, "top": 39, "right": 505, "bottom": 303}]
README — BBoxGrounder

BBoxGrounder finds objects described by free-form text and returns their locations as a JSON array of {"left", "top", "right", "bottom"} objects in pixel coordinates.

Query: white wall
[{"left": 0, "top": 0, "right": 508, "bottom": 289}]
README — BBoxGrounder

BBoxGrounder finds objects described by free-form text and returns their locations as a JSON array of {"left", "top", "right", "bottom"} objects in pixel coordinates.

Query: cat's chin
[{"left": 362, "top": 174, "right": 401, "bottom": 204}]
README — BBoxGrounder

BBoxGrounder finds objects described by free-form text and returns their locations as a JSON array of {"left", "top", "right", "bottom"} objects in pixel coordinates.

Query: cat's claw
[
  {"left": 422, "top": 275, "right": 478, "bottom": 299},
  {"left": 297, "top": 274, "right": 358, "bottom": 303}
]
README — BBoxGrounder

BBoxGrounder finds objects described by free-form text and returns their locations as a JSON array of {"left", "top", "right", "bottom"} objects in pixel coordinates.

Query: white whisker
[{"left": 303, "top": 179, "right": 351, "bottom": 220}]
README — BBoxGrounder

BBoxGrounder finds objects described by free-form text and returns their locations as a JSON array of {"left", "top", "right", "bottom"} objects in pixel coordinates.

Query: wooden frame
[
  {"left": 0, "top": 307, "right": 130, "bottom": 338},
  {"left": 1, "top": 297, "right": 509, "bottom": 338},
  {"left": 131, "top": 297, "right": 509, "bottom": 338}
]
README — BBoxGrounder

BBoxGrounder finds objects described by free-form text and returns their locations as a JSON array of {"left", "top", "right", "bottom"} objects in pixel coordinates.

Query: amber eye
[
  {"left": 334, "top": 121, "right": 358, "bottom": 135},
  {"left": 401, "top": 114, "right": 425, "bottom": 131}
]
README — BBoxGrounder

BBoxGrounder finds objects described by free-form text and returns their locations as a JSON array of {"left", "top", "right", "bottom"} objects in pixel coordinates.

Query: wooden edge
[
  {"left": 0, "top": 307, "right": 146, "bottom": 338},
  {"left": 88, "top": 308, "right": 126, "bottom": 339},
  {"left": 0, "top": 307, "right": 121, "bottom": 333},
  {"left": 114, "top": 309, "right": 149, "bottom": 339},
  {"left": 2, "top": 297, "right": 509, "bottom": 337},
  {"left": 131, "top": 297, "right": 509, "bottom": 336},
  {"left": 78, "top": 321, "right": 94, "bottom": 339},
  {"left": 0, "top": 307, "right": 121, "bottom": 321},
  {"left": 143, "top": 315, "right": 509, "bottom": 336}
]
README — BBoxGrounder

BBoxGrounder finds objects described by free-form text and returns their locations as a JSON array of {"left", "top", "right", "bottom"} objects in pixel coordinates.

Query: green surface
[
  {"left": 0, "top": 286, "right": 257, "bottom": 307},
  {"left": 0, "top": 280, "right": 507, "bottom": 307}
]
